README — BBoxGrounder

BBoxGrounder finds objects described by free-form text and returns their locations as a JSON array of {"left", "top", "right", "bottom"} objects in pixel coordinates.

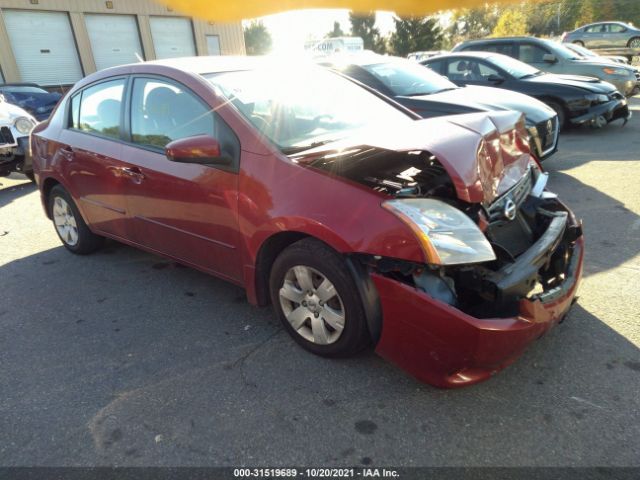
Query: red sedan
[{"left": 31, "top": 57, "right": 584, "bottom": 388}]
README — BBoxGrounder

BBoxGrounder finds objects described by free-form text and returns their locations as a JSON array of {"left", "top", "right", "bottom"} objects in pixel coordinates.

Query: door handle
[{"left": 112, "top": 166, "right": 145, "bottom": 183}]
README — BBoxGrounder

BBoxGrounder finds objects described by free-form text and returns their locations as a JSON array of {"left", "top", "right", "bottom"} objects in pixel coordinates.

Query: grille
[
  {"left": 0, "top": 126, "right": 14, "bottom": 146},
  {"left": 486, "top": 168, "right": 533, "bottom": 223}
]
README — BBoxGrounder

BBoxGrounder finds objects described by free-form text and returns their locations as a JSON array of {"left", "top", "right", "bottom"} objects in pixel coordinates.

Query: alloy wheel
[
  {"left": 629, "top": 38, "right": 640, "bottom": 49},
  {"left": 52, "top": 196, "right": 79, "bottom": 246},
  {"left": 278, "top": 265, "right": 346, "bottom": 345}
]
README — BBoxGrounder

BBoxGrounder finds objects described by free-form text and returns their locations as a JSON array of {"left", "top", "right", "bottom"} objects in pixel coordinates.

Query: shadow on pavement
[
  {"left": 0, "top": 243, "right": 638, "bottom": 466},
  {"left": 0, "top": 177, "right": 37, "bottom": 210}
]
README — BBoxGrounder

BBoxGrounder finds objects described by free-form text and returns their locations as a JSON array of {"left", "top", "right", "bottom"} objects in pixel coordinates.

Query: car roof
[
  {"left": 425, "top": 51, "right": 493, "bottom": 61},
  {"left": 460, "top": 36, "right": 544, "bottom": 44},
  {"left": 583, "top": 21, "right": 629, "bottom": 27},
  {"left": 318, "top": 52, "right": 401, "bottom": 67},
  {"left": 71, "top": 55, "right": 323, "bottom": 92}
]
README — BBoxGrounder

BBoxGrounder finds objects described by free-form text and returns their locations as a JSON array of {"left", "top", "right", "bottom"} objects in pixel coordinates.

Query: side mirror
[
  {"left": 165, "top": 135, "right": 232, "bottom": 166},
  {"left": 487, "top": 74, "right": 505, "bottom": 84},
  {"left": 542, "top": 53, "right": 557, "bottom": 64}
]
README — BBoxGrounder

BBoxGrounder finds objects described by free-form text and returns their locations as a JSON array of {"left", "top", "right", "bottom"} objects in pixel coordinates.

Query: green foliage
[
  {"left": 447, "top": 0, "right": 640, "bottom": 42},
  {"left": 389, "top": 16, "right": 443, "bottom": 57},
  {"left": 243, "top": 21, "right": 272, "bottom": 55},
  {"left": 326, "top": 21, "right": 345, "bottom": 38},
  {"left": 492, "top": 8, "right": 529, "bottom": 37},
  {"left": 349, "top": 12, "right": 387, "bottom": 53}
]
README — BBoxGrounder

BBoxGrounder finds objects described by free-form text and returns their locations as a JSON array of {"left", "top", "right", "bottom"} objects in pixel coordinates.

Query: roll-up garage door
[
  {"left": 85, "top": 14, "right": 144, "bottom": 70},
  {"left": 3, "top": 10, "right": 83, "bottom": 86},
  {"left": 149, "top": 17, "right": 196, "bottom": 59}
]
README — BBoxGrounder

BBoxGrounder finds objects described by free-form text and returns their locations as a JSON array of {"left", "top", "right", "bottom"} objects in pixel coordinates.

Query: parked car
[
  {"left": 563, "top": 42, "right": 631, "bottom": 65},
  {"left": 453, "top": 37, "right": 640, "bottom": 97},
  {"left": 323, "top": 54, "right": 559, "bottom": 160},
  {"left": 0, "top": 95, "right": 36, "bottom": 179},
  {"left": 562, "top": 21, "right": 640, "bottom": 50},
  {"left": 0, "top": 83, "right": 62, "bottom": 122},
  {"left": 423, "top": 51, "right": 631, "bottom": 129},
  {"left": 31, "top": 57, "right": 584, "bottom": 388}
]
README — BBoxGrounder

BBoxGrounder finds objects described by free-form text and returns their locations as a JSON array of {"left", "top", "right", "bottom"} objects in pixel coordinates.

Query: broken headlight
[{"left": 383, "top": 199, "right": 496, "bottom": 266}]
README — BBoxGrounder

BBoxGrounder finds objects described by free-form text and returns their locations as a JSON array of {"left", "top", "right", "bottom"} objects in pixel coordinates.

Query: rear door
[
  {"left": 57, "top": 77, "right": 132, "bottom": 239},
  {"left": 119, "top": 76, "right": 242, "bottom": 281}
]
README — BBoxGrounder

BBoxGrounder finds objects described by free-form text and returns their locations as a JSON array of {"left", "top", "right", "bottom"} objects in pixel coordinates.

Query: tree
[
  {"left": 449, "top": 4, "right": 499, "bottom": 44},
  {"left": 389, "top": 16, "right": 443, "bottom": 57},
  {"left": 492, "top": 8, "right": 529, "bottom": 37},
  {"left": 349, "top": 11, "right": 387, "bottom": 53},
  {"left": 326, "top": 21, "right": 345, "bottom": 38},
  {"left": 243, "top": 21, "right": 272, "bottom": 55}
]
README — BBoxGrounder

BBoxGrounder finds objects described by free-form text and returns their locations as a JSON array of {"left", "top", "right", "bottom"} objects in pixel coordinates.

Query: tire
[
  {"left": 627, "top": 37, "right": 640, "bottom": 49},
  {"left": 269, "top": 238, "right": 371, "bottom": 358},
  {"left": 24, "top": 171, "right": 35, "bottom": 183},
  {"left": 573, "top": 40, "right": 585, "bottom": 47},
  {"left": 48, "top": 184, "right": 104, "bottom": 254},
  {"left": 546, "top": 101, "right": 567, "bottom": 131}
]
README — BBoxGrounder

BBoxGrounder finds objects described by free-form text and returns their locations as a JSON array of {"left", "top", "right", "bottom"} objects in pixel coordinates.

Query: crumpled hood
[
  {"left": 529, "top": 73, "right": 617, "bottom": 94},
  {"left": 0, "top": 100, "right": 35, "bottom": 125},
  {"left": 409, "top": 85, "right": 555, "bottom": 124},
  {"left": 294, "top": 111, "right": 531, "bottom": 205}
]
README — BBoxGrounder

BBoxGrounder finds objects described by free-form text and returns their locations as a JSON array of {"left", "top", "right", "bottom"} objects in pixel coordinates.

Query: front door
[{"left": 120, "top": 76, "right": 242, "bottom": 282}]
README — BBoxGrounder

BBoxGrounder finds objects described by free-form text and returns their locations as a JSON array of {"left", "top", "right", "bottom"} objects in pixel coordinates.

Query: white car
[{"left": 0, "top": 95, "right": 37, "bottom": 179}]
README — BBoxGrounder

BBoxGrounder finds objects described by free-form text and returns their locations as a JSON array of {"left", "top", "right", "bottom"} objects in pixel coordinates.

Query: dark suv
[{"left": 453, "top": 37, "right": 639, "bottom": 97}]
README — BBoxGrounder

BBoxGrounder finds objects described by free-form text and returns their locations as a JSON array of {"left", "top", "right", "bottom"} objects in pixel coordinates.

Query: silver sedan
[{"left": 563, "top": 21, "right": 640, "bottom": 50}]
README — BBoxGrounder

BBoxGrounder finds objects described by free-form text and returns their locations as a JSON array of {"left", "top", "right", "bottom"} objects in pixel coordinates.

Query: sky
[{"left": 247, "top": 9, "right": 397, "bottom": 53}]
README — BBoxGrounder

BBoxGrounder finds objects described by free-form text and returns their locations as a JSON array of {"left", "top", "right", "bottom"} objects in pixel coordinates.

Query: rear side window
[{"left": 72, "top": 78, "right": 126, "bottom": 139}]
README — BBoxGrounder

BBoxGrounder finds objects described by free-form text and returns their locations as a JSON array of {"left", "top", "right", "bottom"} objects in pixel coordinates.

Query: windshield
[
  {"left": 487, "top": 54, "right": 540, "bottom": 78},
  {"left": 543, "top": 39, "right": 581, "bottom": 60},
  {"left": 362, "top": 60, "right": 458, "bottom": 96},
  {"left": 205, "top": 67, "right": 411, "bottom": 153},
  {"left": 565, "top": 43, "right": 595, "bottom": 58}
]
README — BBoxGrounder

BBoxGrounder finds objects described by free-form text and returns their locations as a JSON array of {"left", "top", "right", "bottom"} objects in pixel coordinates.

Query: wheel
[
  {"left": 269, "top": 238, "right": 371, "bottom": 358},
  {"left": 627, "top": 37, "right": 640, "bottom": 49},
  {"left": 546, "top": 101, "right": 567, "bottom": 131},
  {"left": 49, "top": 184, "right": 104, "bottom": 254},
  {"left": 573, "top": 40, "right": 584, "bottom": 47}
]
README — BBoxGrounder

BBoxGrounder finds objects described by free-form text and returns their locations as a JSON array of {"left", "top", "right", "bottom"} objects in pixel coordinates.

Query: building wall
[{"left": 0, "top": 0, "right": 245, "bottom": 84}]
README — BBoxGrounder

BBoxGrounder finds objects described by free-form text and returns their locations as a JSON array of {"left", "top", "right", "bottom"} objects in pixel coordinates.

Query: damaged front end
[{"left": 293, "top": 111, "right": 584, "bottom": 387}]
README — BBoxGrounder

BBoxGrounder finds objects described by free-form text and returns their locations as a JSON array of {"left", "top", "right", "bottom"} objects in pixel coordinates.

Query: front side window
[
  {"left": 130, "top": 78, "right": 215, "bottom": 149},
  {"left": 76, "top": 78, "right": 125, "bottom": 139},
  {"left": 447, "top": 59, "right": 499, "bottom": 82},
  {"left": 205, "top": 67, "right": 411, "bottom": 154},
  {"left": 519, "top": 44, "right": 549, "bottom": 63}
]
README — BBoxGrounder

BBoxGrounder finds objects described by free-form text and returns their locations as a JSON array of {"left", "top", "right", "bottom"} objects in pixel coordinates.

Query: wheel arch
[
  {"left": 41, "top": 176, "right": 61, "bottom": 219},
  {"left": 253, "top": 231, "right": 383, "bottom": 345}
]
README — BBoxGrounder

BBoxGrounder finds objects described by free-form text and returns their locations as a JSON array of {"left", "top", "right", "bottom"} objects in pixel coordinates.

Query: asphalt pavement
[{"left": 1, "top": 98, "right": 639, "bottom": 467}]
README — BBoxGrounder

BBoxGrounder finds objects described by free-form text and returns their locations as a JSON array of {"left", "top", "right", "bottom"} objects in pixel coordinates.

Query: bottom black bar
[{"left": 0, "top": 467, "right": 639, "bottom": 480}]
